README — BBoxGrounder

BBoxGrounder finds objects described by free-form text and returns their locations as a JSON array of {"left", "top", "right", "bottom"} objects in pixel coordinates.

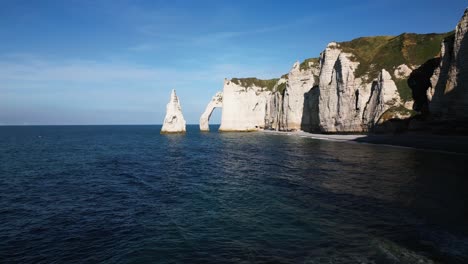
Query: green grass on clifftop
[
  {"left": 277, "top": 82, "right": 287, "bottom": 94},
  {"left": 339, "top": 33, "right": 452, "bottom": 79},
  {"left": 337, "top": 32, "right": 453, "bottom": 101},
  {"left": 299, "top": 58, "right": 320, "bottom": 71},
  {"left": 230, "top": 77, "right": 279, "bottom": 91},
  {"left": 393, "top": 78, "right": 412, "bottom": 102}
]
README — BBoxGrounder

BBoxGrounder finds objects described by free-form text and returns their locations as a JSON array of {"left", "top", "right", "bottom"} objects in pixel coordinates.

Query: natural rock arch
[{"left": 199, "top": 92, "right": 223, "bottom": 131}]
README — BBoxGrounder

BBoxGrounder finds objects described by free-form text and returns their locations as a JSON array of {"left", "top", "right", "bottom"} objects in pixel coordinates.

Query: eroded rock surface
[
  {"left": 219, "top": 79, "right": 272, "bottom": 131},
  {"left": 161, "top": 89, "right": 186, "bottom": 134},
  {"left": 200, "top": 92, "right": 223, "bottom": 132},
  {"left": 282, "top": 61, "right": 320, "bottom": 131},
  {"left": 430, "top": 9, "right": 468, "bottom": 120},
  {"left": 214, "top": 9, "right": 465, "bottom": 133}
]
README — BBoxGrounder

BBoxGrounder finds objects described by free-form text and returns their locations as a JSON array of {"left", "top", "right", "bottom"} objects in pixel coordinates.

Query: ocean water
[{"left": 0, "top": 125, "right": 467, "bottom": 264}]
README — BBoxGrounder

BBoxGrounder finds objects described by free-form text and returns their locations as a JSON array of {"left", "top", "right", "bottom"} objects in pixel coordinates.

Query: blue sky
[{"left": 1, "top": 0, "right": 467, "bottom": 125}]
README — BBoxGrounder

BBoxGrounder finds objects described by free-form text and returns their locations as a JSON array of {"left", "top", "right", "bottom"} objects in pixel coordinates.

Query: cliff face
[
  {"left": 264, "top": 78, "right": 286, "bottom": 131},
  {"left": 161, "top": 89, "right": 186, "bottom": 134},
  {"left": 363, "top": 69, "right": 404, "bottom": 127},
  {"left": 262, "top": 59, "right": 321, "bottom": 132},
  {"left": 282, "top": 60, "right": 320, "bottom": 131},
  {"left": 217, "top": 63, "right": 319, "bottom": 132},
  {"left": 214, "top": 10, "right": 462, "bottom": 133},
  {"left": 318, "top": 44, "right": 369, "bottom": 132},
  {"left": 315, "top": 31, "right": 453, "bottom": 132},
  {"left": 218, "top": 79, "right": 274, "bottom": 131},
  {"left": 429, "top": 9, "right": 468, "bottom": 121}
]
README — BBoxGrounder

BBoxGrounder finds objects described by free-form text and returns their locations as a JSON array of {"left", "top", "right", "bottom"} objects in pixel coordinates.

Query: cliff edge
[{"left": 211, "top": 8, "right": 467, "bottom": 135}]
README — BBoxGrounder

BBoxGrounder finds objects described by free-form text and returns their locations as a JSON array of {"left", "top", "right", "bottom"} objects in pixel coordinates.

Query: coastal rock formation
[
  {"left": 252, "top": 59, "right": 321, "bottom": 132},
  {"left": 394, "top": 64, "right": 413, "bottom": 79},
  {"left": 363, "top": 69, "right": 403, "bottom": 127},
  {"left": 219, "top": 78, "right": 275, "bottom": 131},
  {"left": 215, "top": 12, "right": 460, "bottom": 133},
  {"left": 314, "top": 31, "right": 455, "bottom": 132},
  {"left": 429, "top": 9, "right": 468, "bottom": 121},
  {"left": 161, "top": 89, "right": 186, "bottom": 134},
  {"left": 318, "top": 44, "right": 368, "bottom": 132},
  {"left": 200, "top": 92, "right": 223, "bottom": 131},
  {"left": 264, "top": 78, "right": 286, "bottom": 131},
  {"left": 282, "top": 60, "right": 320, "bottom": 131},
  {"left": 408, "top": 58, "right": 441, "bottom": 113}
]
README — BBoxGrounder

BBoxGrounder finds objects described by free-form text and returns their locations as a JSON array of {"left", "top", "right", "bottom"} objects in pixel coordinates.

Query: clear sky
[{"left": 1, "top": 0, "right": 467, "bottom": 125}]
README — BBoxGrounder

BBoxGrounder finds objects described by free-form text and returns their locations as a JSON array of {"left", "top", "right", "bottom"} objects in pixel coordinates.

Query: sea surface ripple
[{"left": 0, "top": 125, "right": 467, "bottom": 263}]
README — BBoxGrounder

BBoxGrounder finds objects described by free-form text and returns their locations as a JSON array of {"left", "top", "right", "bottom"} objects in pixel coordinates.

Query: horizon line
[{"left": 0, "top": 124, "right": 221, "bottom": 126}]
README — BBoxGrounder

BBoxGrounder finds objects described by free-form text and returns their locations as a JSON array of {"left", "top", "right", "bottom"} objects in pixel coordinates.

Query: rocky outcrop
[
  {"left": 408, "top": 58, "right": 441, "bottom": 113},
  {"left": 262, "top": 59, "right": 321, "bottom": 132},
  {"left": 314, "top": 31, "right": 456, "bottom": 132},
  {"left": 318, "top": 44, "right": 368, "bottom": 132},
  {"left": 363, "top": 69, "right": 403, "bottom": 127},
  {"left": 214, "top": 13, "right": 459, "bottom": 133},
  {"left": 264, "top": 79, "right": 286, "bottom": 131},
  {"left": 219, "top": 79, "right": 273, "bottom": 131},
  {"left": 316, "top": 43, "right": 406, "bottom": 132},
  {"left": 221, "top": 50, "right": 407, "bottom": 133},
  {"left": 394, "top": 64, "right": 413, "bottom": 79},
  {"left": 161, "top": 89, "right": 186, "bottom": 134},
  {"left": 429, "top": 9, "right": 468, "bottom": 121},
  {"left": 282, "top": 60, "right": 320, "bottom": 131},
  {"left": 200, "top": 92, "right": 223, "bottom": 131}
]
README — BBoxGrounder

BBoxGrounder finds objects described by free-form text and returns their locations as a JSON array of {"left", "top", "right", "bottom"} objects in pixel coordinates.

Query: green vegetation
[
  {"left": 299, "top": 57, "right": 320, "bottom": 71},
  {"left": 230, "top": 77, "right": 279, "bottom": 91},
  {"left": 393, "top": 79, "right": 413, "bottom": 102},
  {"left": 339, "top": 33, "right": 452, "bottom": 79},
  {"left": 229, "top": 32, "right": 453, "bottom": 102},
  {"left": 339, "top": 36, "right": 395, "bottom": 78},
  {"left": 380, "top": 106, "right": 417, "bottom": 123},
  {"left": 313, "top": 75, "right": 320, "bottom": 85},
  {"left": 338, "top": 32, "right": 454, "bottom": 101},
  {"left": 276, "top": 82, "right": 287, "bottom": 94}
]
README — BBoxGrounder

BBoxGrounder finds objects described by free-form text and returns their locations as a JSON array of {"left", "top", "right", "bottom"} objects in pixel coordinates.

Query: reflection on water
[{"left": 0, "top": 125, "right": 467, "bottom": 263}]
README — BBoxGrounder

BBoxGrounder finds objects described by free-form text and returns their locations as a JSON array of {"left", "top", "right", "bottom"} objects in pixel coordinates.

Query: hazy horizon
[
  {"left": 0, "top": 123, "right": 220, "bottom": 126},
  {"left": 1, "top": 0, "right": 467, "bottom": 125}
]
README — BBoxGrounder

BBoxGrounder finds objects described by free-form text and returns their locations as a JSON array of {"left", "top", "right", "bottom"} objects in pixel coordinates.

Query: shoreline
[
  {"left": 263, "top": 130, "right": 368, "bottom": 142},
  {"left": 262, "top": 130, "right": 468, "bottom": 155}
]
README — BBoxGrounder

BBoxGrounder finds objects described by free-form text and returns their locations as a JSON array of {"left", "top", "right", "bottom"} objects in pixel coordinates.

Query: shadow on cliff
[
  {"left": 453, "top": 22, "right": 468, "bottom": 120},
  {"left": 408, "top": 57, "right": 441, "bottom": 113},
  {"left": 371, "top": 41, "right": 449, "bottom": 135},
  {"left": 300, "top": 85, "right": 320, "bottom": 132},
  {"left": 429, "top": 28, "right": 468, "bottom": 122},
  {"left": 380, "top": 30, "right": 468, "bottom": 135},
  {"left": 371, "top": 56, "right": 435, "bottom": 135}
]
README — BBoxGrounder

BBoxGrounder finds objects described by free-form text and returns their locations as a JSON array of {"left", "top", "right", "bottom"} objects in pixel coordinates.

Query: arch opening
[{"left": 199, "top": 92, "right": 223, "bottom": 132}]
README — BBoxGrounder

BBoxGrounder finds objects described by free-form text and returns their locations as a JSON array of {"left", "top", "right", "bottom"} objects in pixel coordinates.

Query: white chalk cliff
[
  {"left": 204, "top": 8, "right": 468, "bottom": 134},
  {"left": 316, "top": 42, "right": 408, "bottom": 132},
  {"left": 161, "top": 89, "right": 186, "bottom": 133},
  {"left": 363, "top": 69, "right": 403, "bottom": 127},
  {"left": 430, "top": 9, "right": 468, "bottom": 120},
  {"left": 219, "top": 79, "right": 272, "bottom": 131},
  {"left": 200, "top": 92, "right": 223, "bottom": 131},
  {"left": 318, "top": 44, "right": 364, "bottom": 132},
  {"left": 282, "top": 60, "right": 320, "bottom": 131},
  {"left": 264, "top": 78, "right": 286, "bottom": 131}
]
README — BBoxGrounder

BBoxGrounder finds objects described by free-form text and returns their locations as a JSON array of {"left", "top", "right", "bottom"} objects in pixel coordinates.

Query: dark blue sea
[{"left": 0, "top": 125, "right": 467, "bottom": 263}]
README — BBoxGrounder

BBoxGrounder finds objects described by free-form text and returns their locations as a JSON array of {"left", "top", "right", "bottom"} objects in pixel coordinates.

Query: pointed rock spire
[{"left": 161, "top": 89, "right": 186, "bottom": 133}]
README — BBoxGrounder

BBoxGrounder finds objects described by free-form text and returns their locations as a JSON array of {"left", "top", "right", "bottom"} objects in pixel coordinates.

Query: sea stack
[{"left": 161, "top": 89, "right": 186, "bottom": 134}]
